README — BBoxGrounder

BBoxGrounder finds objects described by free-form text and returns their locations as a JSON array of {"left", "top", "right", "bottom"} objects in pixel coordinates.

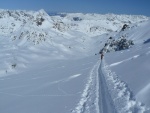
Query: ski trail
[
  {"left": 98, "top": 60, "right": 117, "bottom": 113},
  {"left": 72, "top": 59, "right": 149, "bottom": 113},
  {"left": 72, "top": 61, "right": 100, "bottom": 113},
  {"left": 72, "top": 60, "right": 117, "bottom": 113}
]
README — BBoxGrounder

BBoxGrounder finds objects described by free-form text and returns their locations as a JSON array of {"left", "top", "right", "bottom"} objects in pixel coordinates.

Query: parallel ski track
[
  {"left": 72, "top": 60, "right": 117, "bottom": 113},
  {"left": 98, "top": 60, "right": 117, "bottom": 113}
]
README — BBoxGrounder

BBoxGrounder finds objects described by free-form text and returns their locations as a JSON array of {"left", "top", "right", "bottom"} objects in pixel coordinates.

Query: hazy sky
[{"left": 0, "top": 0, "right": 150, "bottom": 16}]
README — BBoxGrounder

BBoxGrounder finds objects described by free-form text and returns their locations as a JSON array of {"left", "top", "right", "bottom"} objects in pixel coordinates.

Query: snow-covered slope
[
  {"left": 104, "top": 20, "right": 150, "bottom": 109},
  {"left": 0, "top": 9, "right": 148, "bottom": 76},
  {"left": 0, "top": 9, "right": 150, "bottom": 113}
]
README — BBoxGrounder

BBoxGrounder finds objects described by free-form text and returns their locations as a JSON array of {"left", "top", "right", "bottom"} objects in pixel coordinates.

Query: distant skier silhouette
[{"left": 101, "top": 53, "right": 104, "bottom": 60}]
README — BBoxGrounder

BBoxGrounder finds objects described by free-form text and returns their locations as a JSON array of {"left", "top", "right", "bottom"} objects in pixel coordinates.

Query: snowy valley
[{"left": 0, "top": 9, "right": 150, "bottom": 113}]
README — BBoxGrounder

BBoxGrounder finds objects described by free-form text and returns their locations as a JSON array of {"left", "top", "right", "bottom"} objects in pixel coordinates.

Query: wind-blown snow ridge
[
  {"left": 103, "top": 60, "right": 149, "bottom": 113},
  {"left": 109, "top": 55, "right": 140, "bottom": 67}
]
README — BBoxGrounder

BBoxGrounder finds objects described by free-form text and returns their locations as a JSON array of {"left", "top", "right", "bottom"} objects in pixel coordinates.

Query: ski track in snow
[
  {"left": 72, "top": 59, "right": 149, "bottom": 113},
  {"left": 72, "top": 60, "right": 117, "bottom": 113},
  {"left": 98, "top": 61, "right": 117, "bottom": 113},
  {"left": 72, "top": 61, "right": 100, "bottom": 113}
]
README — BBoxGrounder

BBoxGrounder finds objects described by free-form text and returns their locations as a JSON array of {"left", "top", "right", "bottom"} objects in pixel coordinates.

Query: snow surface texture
[
  {"left": 102, "top": 61, "right": 149, "bottom": 113},
  {"left": 0, "top": 9, "right": 150, "bottom": 113}
]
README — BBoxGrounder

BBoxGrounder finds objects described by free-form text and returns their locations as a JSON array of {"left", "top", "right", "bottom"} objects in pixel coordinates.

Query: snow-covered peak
[
  {"left": 51, "top": 12, "right": 148, "bottom": 36},
  {"left": 0, "top": 9, "right": 148, "bottom": 40},
  {"left": 38, "top": 9, "right": 48, "bottom": 15}
]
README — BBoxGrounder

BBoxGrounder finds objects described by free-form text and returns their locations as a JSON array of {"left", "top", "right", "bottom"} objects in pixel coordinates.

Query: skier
[{"left": 101, "top": 52, "right": 104, "bottom": 60}]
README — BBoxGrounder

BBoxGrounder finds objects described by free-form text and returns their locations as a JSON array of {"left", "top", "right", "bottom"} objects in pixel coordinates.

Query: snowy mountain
[
  {"left": 0, "top": 9, "right": 150, "bottom": 113},
  {"left": 0, "top": 9, "right": 148, "bottom": 41}
]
